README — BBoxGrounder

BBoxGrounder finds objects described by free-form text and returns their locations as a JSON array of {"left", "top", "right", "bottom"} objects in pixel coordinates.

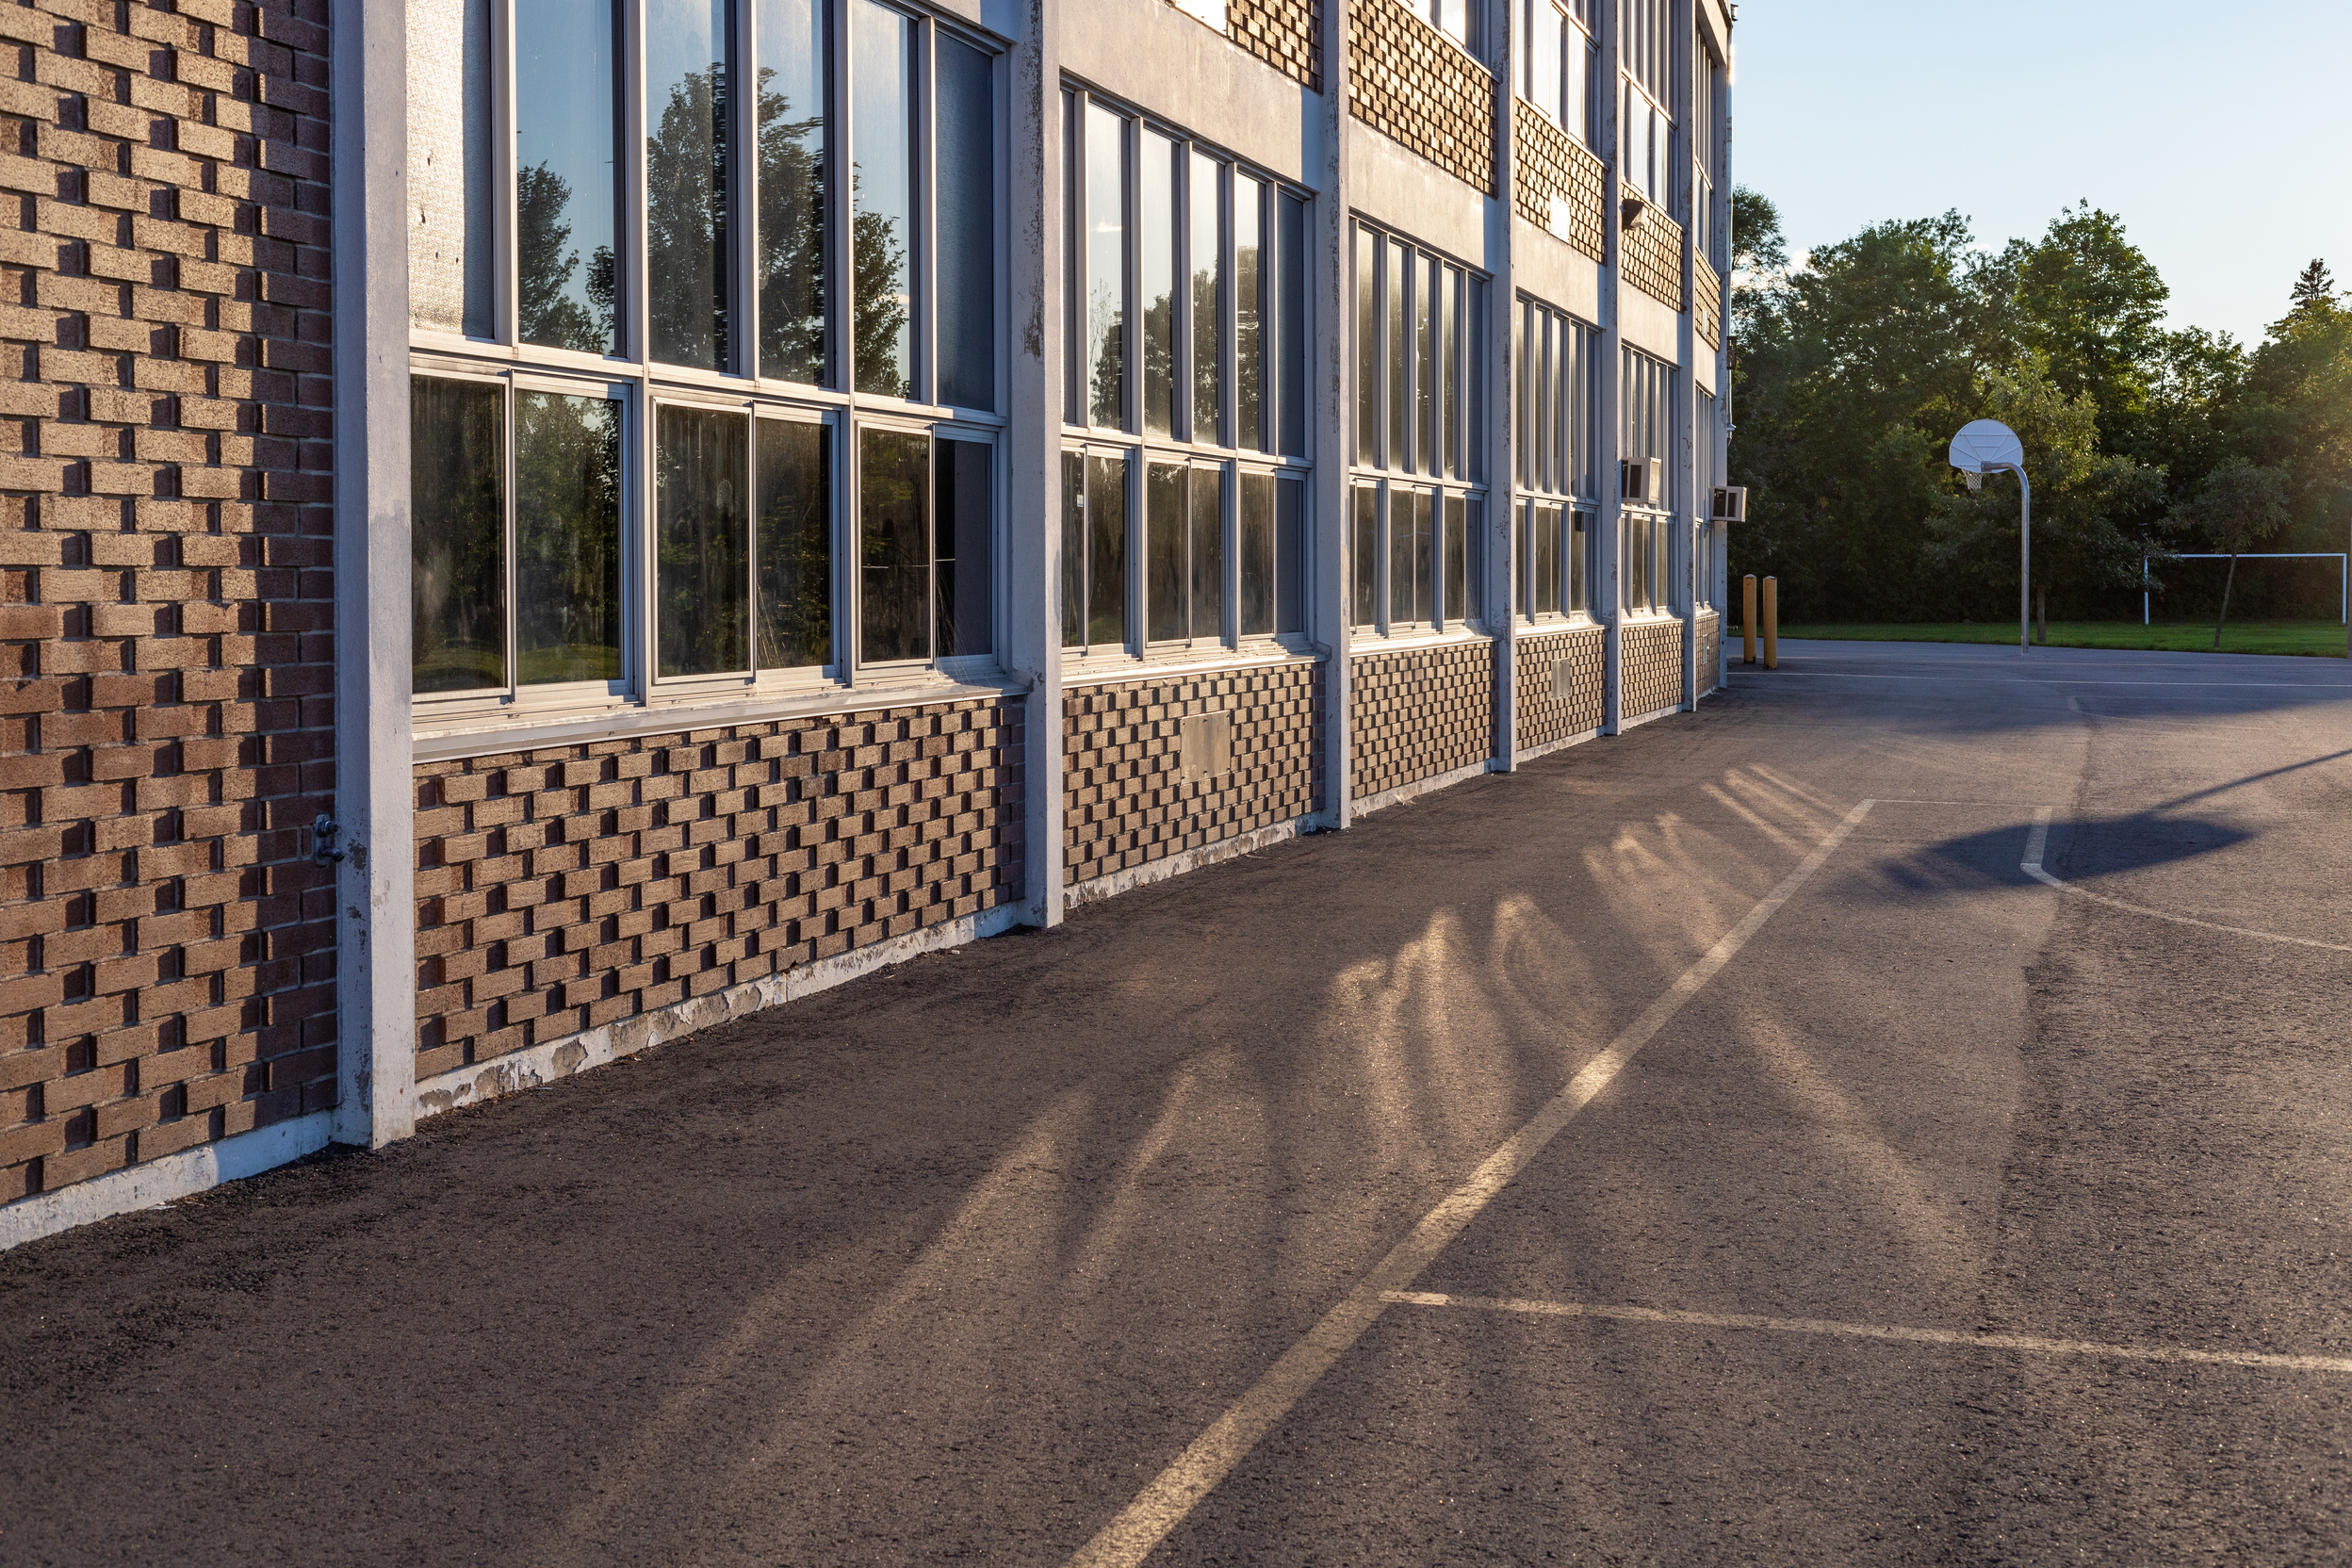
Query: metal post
[
  {"left": 2143, "top": 555, "right": 2149, "bottom": 626},
  {"left": 1761, "top": 577, "right": 1777, "bottom": 669},
  {"left": 1741, "top": 573, "right": 1756, "bottom": 664},
  {"left": 2015, "top": 466, "right": 2032, "bottom": 656}
]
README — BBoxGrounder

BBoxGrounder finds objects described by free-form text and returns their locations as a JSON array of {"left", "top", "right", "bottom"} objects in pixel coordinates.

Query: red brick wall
[
  {"left": 0, "top": 0, "right": 335, "bottom": 1205},
  {"left": 411, "top": 701, "right": 1023, "bottom": 1081},
  {"left": 1514, "top": 623, "right": 1604, "bottom": 752},
  {"left": 1348, "top": 638, "right": 1494, "bottom": 800},
  {"left": 1063, "top": 662, "right": 1323, "bottom": 888}
]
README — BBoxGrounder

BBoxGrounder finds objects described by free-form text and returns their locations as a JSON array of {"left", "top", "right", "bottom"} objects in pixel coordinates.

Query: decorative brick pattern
[
  {"left": 1348, "top": 0, "right": 1494, "bottom": 195},
  {"left": 1511, "top": 111, "right": 1606, "bottom": 263},
  {"left": 0, "top": 0, "right": 336, "bottom": 1208},
  {"left": 1622, "top": 616, "right": 1686, "bottom": 720},
  {"left": 1514, "top": 623, "right": 1604, "bottom": 752},
  {"left": 1695, "top": 260, "right": 1722, "bottom": 349},
  {"left": 1697, "top": 609, "right": 1721, "bottom": 694},
  {"left": 1063, "top": 662, "right": 1323, "bottom": 886},
  {"left": 1219, "top": 0, "right": 1322, "bottom": 92},
  {"left": 1348, "top": 639, "right": 1494, "bottom": 800},
  {"left": 1621, "top": 191, "right": 1686, "bottom": 313},
  {"left": 412, "top": 702, "right": 1023, "bottom": 1078}
]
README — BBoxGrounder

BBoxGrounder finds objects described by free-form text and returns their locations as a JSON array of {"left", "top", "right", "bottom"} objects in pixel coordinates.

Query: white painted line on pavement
[
  {"left": 1065, "top": 800, "right": 1880, "bottom": 1568},
  {"left": 1380, "top": 1291, "right": 2352, "bottom": 1375},
  {"left": 1737, "top": 671, "right": 2352, "bottom": 690},
  {"left": 2023, "top": 808, "right": 2352, "bottom": 955}
]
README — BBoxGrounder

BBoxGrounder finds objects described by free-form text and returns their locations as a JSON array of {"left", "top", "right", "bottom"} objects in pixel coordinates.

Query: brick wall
[
  {"left": 1348, "top": 638, "right": 1493, "bottom": 800},
  {"left": 1063, "top": 662, "right": 1322, "bottom": 888},
  {"left": 1348, "top": 0, "right": 1493, "bottom": 194},
  {"left": 0, "top": 0, "right": 335, "bottom": 1208},
  {"left": 1695, "top": 259, "right": 1721, "bottom": 350},
  {"left": 1511, "top": 111, "right": 1605, "bottom": 264},
  {"left": 412, "top": 701, "right": 1022, "bottom": 1080},
  {"left": 1221, "top": 0, "right": 1321, "bottom": 91},
  {"left": 1621, "top": 191, "right": 1685, "bottom": 313},
  {"left": 1622, "top": 616, "right": 1684, "bottom": 720},
  {"left": 1697, "top": 608, "right": 1720, "bottom": 695},
  {"left": 1513, "top": 622, "right": 1603, "bottom": 752}
]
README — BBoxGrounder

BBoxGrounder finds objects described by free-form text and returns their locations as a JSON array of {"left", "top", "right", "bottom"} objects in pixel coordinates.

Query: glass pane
[
  {"left": 936, "top": 36, "right": 996, "bottom": 409},
  {"left": 1351, "top": 484, "right": 1378, "bottom": 628},
  {"left": 1568, "top": 510, "right": 1588, "bottom": 612},
  {"left": 1141, "top": 132, "right": 1178, "bottom": 440},
  {"left": 646, "top": 0, "right": 733, "bottom": 370},
  {"left": 852, "top": 0, "right": 917, "bottom": 398},
  {"left": 1274, "top": 475, "right": 1305, "bottom": 634},
  {"left": 1442, "top": 268, "right": 1460, "bottom": 478},
  {"left": 1190, "top": 464, "right": 1222, "bottom": 642},
  {"left": 411, "top": 377, "right": 506, "bottom": 693},
  {"left": 1146, "top": 461, "right": 1186, "bottom": 643},
  {"left": 1388, "top": 488, "right": 1412, "bottom": 626},
  {"left": 1533, "top": 502, "right": 1560, "bottom": 615},
  {"left": 1062, "top": 90, "right": 1080, "bottom": 424},
  {"left": 1535, "top": 312, "right": 1552, "bottom": 492},
  {"left": 1189, "top": 153, "right": 1221, "bottom": 445},
  {"left": 1278, "top": 191, "right": 1308, "bottom": 458},
  {"left": 1061, "top": 450, "right": 1085, "bottom": 647},
  {"left": 937, "top": 437, "right": 993, "bottom": 657},
  {"left": 1531, "top": 1, "right": 1562, "bottom": 122},
  {"left": 1385, "top": 240, "right": 1405, "bottom": 466},
  {"left": 1354, "top": 224, "right": 1376, "bottom": 465},
  {"left": 1085, "top": 452, "right": 1128, "bottom": 647},
  {"left": 755, "top": 417, "right": 831, "bottom": 668},
  {"left": 859, "top": 427, "right": 929, "bottom": 661},
  {"left": 1443, "top": 493, "right": 1466, "bottom": 629},
  {"left": 406, "top": 0, "right": 493, "bottom": 338},
  {"left": 757, "top": 0, "right": 829, "bottom": 383},
  {"left": 656, "top": 404, "right": 750, "bottom": 677},
  {"left": 1414, "top": 256, "right": 1434, "bottom": 475},
  {"left": 1235, "top": 175, "right": 1264, "bottom": 451},
  {"left": 1438, "top": 0, "right": 1467, "bottom": 44},
  {"left": 1413, "top": 491, "right": 1433, "bottom": 625},
  {"left": 515, "top": 0, "right": 619, "bottom": 353},
  {"left": 1239, "top": 470, "right": 1274, "bottom": 637},
  {"left": 1468, "top": 276, "right": 1487, "bottom": 482},
  {"left": 515, "top": 392, "right": 622, "bottom": 683},
  {"left": 1085, "top": 104, "right": 1126, "bottom": 430},
  {"left": 1514, "top": 304, "right": 1529, "bottom": 489}
]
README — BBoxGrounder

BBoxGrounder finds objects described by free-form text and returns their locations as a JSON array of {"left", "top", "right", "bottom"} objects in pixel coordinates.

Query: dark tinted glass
[
  {"left": 755, "top": 417, "right": 831, "bottom": 667},
  {"left": 757, "top": 0, "right": 827, "bottom": 382},
  {"left": 1443, "top": 493, "right": 1466, "bottom": 629},
  {"left": 1278, "top": 191, "right": 1307, "bottom": 458},
  {"left": 1351, "top": 484, "right": 1377, "bottom": 628},
  {"left": 1533, "top": 502, "right": 1560, "bottom": 615},
  {"left": 1274, "top": 475, "right": 1305, "bottom": 633},
  {"left": 646, "top": 0, "right": 732, "bottom": 369},
  {"left": 1234, "top": 175, "right": 1263, "bottom": 451},
  {"left": 1239, "top": 470, "right": 1273, "bottom": 637},
  {"left": 1146, "top": 462, "right": 1186, "bottom": 643},
  {"left": 937, "top": 36, "right": 996, "bottom": 409},
  {"left": 1190, "top": 464, "right": 1222, "bottom": 642},
  {"left": 1061, "top": 450, "right": 1085, "bottom": 645},
  {"left": 1190, "top": 154, "right": 1221, "bottom": 443},
  {"left": 937, "top": 437, "right": 993, "bottom": 656},
  {"left": 515, "top": 392, "right": 621, "bottom": 683},
  {"left": 859, "top": 427, "right": 929, "bottom": 661},
  {"left": 1355, "top": 225, "right": 1376, "bottom": 463},
  {"left": 1568, "top": 509, "right": 1588, "bottom": 612},
  {"left": 1086, "top": 452, "right": 1127, "bottom": 646},
  {"left": 852, "top": 0, "right": 916, "bottom": 397},
  {"left": 411, "top": 376, "right": 506, "bottom": 692},
  {"left": 656, "top": 404, "right": 749, "bottom": 676},
  {"left": 1140, "top": 133, "right": 1177, "bottom": 439},
  {"left": 515, "top": 0, "right": 621, "bottom": 354}
]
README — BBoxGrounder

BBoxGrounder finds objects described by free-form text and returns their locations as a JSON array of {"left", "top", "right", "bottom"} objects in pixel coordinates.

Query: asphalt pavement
[{"left": 4, "top": 638, "right": 2350, "bottom": 1566}]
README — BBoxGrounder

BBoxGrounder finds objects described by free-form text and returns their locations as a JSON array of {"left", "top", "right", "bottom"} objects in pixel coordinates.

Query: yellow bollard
[
  {"left": 1762, "top": 577, "right": 1779, "bottom": 670},
  {"left": 1741, "top": 575, "right": 1758, "bottom": 664}
]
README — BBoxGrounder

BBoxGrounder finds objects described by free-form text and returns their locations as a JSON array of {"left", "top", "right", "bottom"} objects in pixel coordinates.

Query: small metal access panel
[
  {"left": 1552, "top": 659, "right": 1578, "bottom": 701},
  {"left": 1178, "top": 710, "right": 1233, "bottom": 785}
]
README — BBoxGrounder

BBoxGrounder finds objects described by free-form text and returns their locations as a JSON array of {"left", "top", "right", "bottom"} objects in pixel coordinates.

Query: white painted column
[
  {"left": 329, "top": 0, "right": 417, "bottom": 1148},
  {"left": 1486, "top": 36, "right": 1519, "bottom": 770},
  {"left": 1676, "top": 0, "right": 1699, "bottom": 710},
  {"left": 1315, "top": 0, "right": 1355, "bottom": 826},
  {"left": 1596, "top": 0, "right": 1624, "bottom": 733}
]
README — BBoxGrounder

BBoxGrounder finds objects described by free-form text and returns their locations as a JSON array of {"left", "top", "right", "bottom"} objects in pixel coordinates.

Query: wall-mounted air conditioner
[
  {"left": 1709, "top": 485, "right": 1747, "bottom": 524},
  {"left": 1621, "top": 457, "right": 1663, "bottom": 504}
]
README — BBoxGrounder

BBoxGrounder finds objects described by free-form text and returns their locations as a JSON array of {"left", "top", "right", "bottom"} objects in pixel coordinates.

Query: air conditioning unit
[
  {"left": 1621, "top": 457, "right": 1662, "bottom": 504},
  {"left": 1709, "top": 485, "right": 1748, "bottom": 524}
]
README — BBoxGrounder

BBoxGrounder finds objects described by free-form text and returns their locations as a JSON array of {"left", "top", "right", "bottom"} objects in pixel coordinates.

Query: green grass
[{"left": 1732, "top": 620, "right": 2352, "bottom": 659}]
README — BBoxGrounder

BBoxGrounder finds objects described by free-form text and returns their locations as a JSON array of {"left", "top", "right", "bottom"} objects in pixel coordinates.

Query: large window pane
[
  {"left": 1189, "top": 153, "right": 1221, "bottom": 445},
  {"left": 1354, "top": 225, "right": 1376, "bottom": 464},
  {"left": 1239, "top": 470, "right": 1273, "bottom": 637},
  {"left": 1351, "top": 484, "right": 1378, "bottom": 628},
  {"left": 1141, "top": 133, "right": 1178, "bottom": 440},
  {"left": 1085, "top": 104, "right": 1126, "bottom": 430},
  {"left": 411, "top": 377, "right": 506, "bottom": 692},
  {"left": 859, "top": 427, "right": 929, "bottom": 661},
  {"left": 407, "top": 0, "right": 493, "bottom": 338},
  {"left": 937, "top": 437, "right": 993, "bottom": 657},
  {"left": 515, "top": 0, "right": 619, "bottom": 353},
  {"left": 1392, "top": 488, "right": 1430, "bottom": 627},
  {"left": 1235, "top": 174, "right": 1264, "bottom": 452},
  {"left": 646, "top": 0, "right": 733, "bottom": 370},
  {"left": 1443, "top": 493, "right": 1466, "bottom": 630},
  {"left": 757, "top": 0, "right": 829, "bottom": 383},
  {"left": 656, "top": 405, "right": 750, "bottom": 677},
  {"left": 1061, "top": 450, "right": 1085, "bottom": 646},
  {"left": 515, "top": 392, "right": 621, "bottom": 683},
  {"left": 1278, "top": 191, "right": 1307, "bottom": 458},
  {"left": 1274, "top": 474, "right": 1305, "bottom": 634},
  {"left": 1532, "top": 502, "right": 1560, "bottom": 615},
  {"left": 1146, "top": 461, "right": 1186, "bottom": 642},
  {"left": 852, "top": 0, "right": 917, "bottom": 398},
  {"left": 1568, "top": 510, "right": 1589, "bottom": 612},
  {"left": 755, "top": 417, "right": 831, "bottom": 668},
  {"left": 1414, "top": 257, "right": 1434, "bottom": 475},
  {"left": 1085, "top": 452, "right": 1128, "bottom": 646},
  {"left": 1385, "top": 239, "right": 1406, "bottom": 466},
  {"left": 1442, "top": 267, "right": 1460, "bottom": 478},
  {"left": 936, "top": 37, "right": 996, "bottom": 410},
  {"left": 1190, "top": 464, "right": 1222, "bottom": 642}
]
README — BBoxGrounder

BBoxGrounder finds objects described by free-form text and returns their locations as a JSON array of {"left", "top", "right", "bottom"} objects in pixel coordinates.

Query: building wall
[
  {"left": 1620, "top": 197, "right": 1686, "bottom": 314},
  {"left": 1511, "top": 113, "right": 1606, "bottom": 264},
  {"left": 1223, "top": 0, "right": 1323, "bottom": 91},
  {"left": 1063, "top": 662, "right": 1323, "bottom": 890},
  {"left": 1698, "top": 609, "right": 1721, "bottom": 695},
  {"left": 1347, "top": 0, "right": 1494, "bottom": 194},
  {"left": 1622, "top": 616, "right": 1686, "bottom": 721},
  {"left": 0, "top": 0, "right": 335, "bottom": 1207},
  {"left": 413, "top": 701, "right": 1023, "bottom": 1082},
  {"left": 1512, "top": 623, "right": 1605, "bottom": 753},
  {"left": 1348, "top": 638, "right": 1494, "bottom": 802}
]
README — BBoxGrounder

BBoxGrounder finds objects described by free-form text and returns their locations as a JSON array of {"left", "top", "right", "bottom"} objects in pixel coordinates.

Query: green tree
[
  {"left": 756, "top": 66, "right": 826, "bottom": 382},
  {"left": 2170, "top": 459, "right": 2291, "bottom": 646},
  {"left": 516, "top": 163, "right": 604, "bottom": 353},
  {"left": 1976, "top": 204, "right": 2171, "bottom": 460}
]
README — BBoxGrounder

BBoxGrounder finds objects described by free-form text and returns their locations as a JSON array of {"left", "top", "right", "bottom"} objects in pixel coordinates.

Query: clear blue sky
[{"left": 1731, "top": 0, "right": 2352, "bottom": 348}]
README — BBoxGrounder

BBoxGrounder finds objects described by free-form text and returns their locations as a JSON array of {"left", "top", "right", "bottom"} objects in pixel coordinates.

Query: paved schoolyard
[{"left": 5, "top": 639, "right": 2350, "bottom": 1565}]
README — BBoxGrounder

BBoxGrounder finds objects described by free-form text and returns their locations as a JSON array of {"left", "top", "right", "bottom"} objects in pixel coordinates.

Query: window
[
  {"left": 408, "top": 0, "right": 1004, "bottom": 713},
  {"left": 1618, "top": 0, "right": 1674, "bottom": 205},
  {"left": 1623, "top": 346, "right": 1674, "bottom": 614},
  {"left": 1516, "top": 298, "right": 1596, "bottom": 620},
  {"left": 1691, "top": 25, "right": 1725, "bottom": 268},
  {"left": 1422, "top": 0, "right": 1479, "bottom": 53},
  {"left": 1695, "top": 388, "right": 1718, "bottom": 608},
  {"left": 1521, "top": 0, "right": 1596, "bottom": 146}
]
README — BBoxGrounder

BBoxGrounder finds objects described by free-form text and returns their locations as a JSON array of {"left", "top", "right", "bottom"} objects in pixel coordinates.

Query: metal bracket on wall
[{"left": 312, "top": 813, "right": 348, "bottom": 868}]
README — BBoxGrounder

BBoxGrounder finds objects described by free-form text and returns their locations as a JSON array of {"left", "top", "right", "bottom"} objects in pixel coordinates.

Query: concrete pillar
[
  {"left": 1596, "top": 0, "right": 1624, "bottom": 732},
  {"left": 1315, "top": 0, "right": 1355, "bottom": 826},
  {"left": 1487, "top": 21, "right": 1520, "bottom": 770}
]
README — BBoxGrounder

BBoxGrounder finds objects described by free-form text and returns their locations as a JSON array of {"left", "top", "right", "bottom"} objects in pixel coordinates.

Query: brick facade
[
  {"left": 1063, "top": 662, "right": 1323, "bottom": 888},
  {"left": 1511, "top": 112, "right": 1606, "bottom": 264},
  {"left": 412, "top": 702, "right": 1023, "bottom": 1080},
  {"left": 1620, "top": 193, "right": 1685, "bottom": 313},
  {"left": 1513, "top": 622, "right": 1604, "bottom": 752},
  {"left": 1622, "top": 616, "right": 1684, "bottom": 720},
  {"left": 1697, "top": 608, "right": 1720, "bottom": 695},
  {"left": 1348, "top": 638, "right": 1494, "bottom": 800},
  {"left": 1695, "top": 259, "right": 1722, "bottom": 350},
  {"left": 1220, "top": 0, "right": 1322, "bottom": 92},
  {"left": 1348, "top": 0, "right": 1494, "bottom": 195},
  {"left": 0, "top": 0, "right": 335, "bottom": 1206}
]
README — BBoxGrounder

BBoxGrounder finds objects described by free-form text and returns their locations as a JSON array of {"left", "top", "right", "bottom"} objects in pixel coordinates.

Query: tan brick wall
[
  {"left": 1621, "top": 192, "right": 1685, "bottom": 313},
  {"left": 1063, "top": 662, "right": 1322, "bottom": 887},
  {"left": 1697, "top": 609, "right": 1722, "bottom": 694},
  {"left": 1623, "top": 616, "right": 1685, "bottom": 719},
  {"left": 1695, "top": 260, "right": 1722, "bottom": 350},
  {"left": 1513, "top": 623, "right": 1604, "bottom": 751},
  {"left": 1511, "top": 112, "right": 1606, "bottom": 263},
  {"left": 1348, "top": 0, "right": 1494, "bottom": 195},
  {"left": 0, "top": 0, "right": 335, "bottom": 1207},
  {"left": 412, "top": 702, "right": 1023, "bottom": 1079},
  {"left": 1348, "top": 638, "right": 1494, "bottom": 800},
  {"left": 1220, "top": 0, "right": 1322, "bottom": 91}
]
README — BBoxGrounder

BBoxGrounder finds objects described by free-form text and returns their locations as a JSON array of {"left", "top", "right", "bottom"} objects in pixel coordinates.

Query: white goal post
[{"left": 2141, "top": 553, "right": 2348, "bottom": 626}]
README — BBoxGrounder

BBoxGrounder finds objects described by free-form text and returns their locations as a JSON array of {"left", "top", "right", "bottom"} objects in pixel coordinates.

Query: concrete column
[
  {"left": 1315, "top": 0, "right": 1354, "bottom": 826},
  {"left": 329, "top": 0, "right": 417, "bottom": 1148},
  {"left": 1486, "top": 19, "right": 1519, "bottom": 770},
  {"left": 1676, "top": 0, "right": 1699, "bottom": 710},
  {"left": 1595, "top": 0, "right": 1624, "bottom": 733},
  {"left": 1009, "top": 0, "right": 1068, "bottom": 923}
]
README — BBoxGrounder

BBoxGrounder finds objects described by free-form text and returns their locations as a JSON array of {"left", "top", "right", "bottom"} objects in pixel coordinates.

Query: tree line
[{"left": 1727, "top": 191, "right": 2352, "bottom": 631}]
